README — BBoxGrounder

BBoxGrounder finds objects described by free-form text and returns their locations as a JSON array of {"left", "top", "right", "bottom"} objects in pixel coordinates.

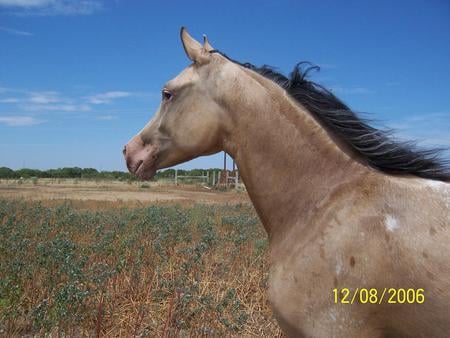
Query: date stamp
[{"left": 333, "top": 288, "right": 425, "bottom": 304}]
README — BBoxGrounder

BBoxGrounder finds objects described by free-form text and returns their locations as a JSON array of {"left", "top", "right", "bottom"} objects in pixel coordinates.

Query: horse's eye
[{"left": 162, "top": 89, "right": 173, "bottom": 101}]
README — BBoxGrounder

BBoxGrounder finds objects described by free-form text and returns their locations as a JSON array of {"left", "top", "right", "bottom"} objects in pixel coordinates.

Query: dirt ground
[{"left": 0, "top": 178, "right": 250, "bottom": 205}]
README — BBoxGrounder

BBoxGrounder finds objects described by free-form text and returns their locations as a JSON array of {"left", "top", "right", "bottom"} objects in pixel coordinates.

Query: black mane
[{"left": 211, "top": 50, "right": 450, "bottom": 182}]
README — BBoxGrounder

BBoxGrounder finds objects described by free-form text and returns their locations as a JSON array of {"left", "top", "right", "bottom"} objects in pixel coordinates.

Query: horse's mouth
[
  {"left": 124, "top": 135, "right": 160, "bottom": 181},
  {"left": 134, "top": 159, "right": 158, "bottom": 180}
]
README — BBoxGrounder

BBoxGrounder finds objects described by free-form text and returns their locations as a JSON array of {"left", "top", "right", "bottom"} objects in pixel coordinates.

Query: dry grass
[
  {"left": 0, "top": 199, "right": 281, "bottom": 336},
  {"left": 0, "top": 178, "right": 249, "bottom": 204}
]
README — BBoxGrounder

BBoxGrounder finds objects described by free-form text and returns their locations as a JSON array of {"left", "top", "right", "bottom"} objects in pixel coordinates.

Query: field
[
  {"left": 0, "top": 179, "right": 281, "bottom": 336},
  {"left": 0, "top": 178, "right": 248, "bottom": 204}
]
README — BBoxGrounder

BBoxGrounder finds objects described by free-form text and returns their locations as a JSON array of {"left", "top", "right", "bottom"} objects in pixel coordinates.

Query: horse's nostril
[{"left": 122, "top": 146, "right": 127, "bottom": 156}]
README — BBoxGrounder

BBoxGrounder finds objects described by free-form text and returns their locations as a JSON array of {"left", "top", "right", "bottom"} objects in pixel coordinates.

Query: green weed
[{"left": 0, "top": 199, "right": 279, "bottom": 336}]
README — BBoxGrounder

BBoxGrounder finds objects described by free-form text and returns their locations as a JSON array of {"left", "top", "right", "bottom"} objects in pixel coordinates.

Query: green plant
[{"left": 0, "top": 199, "right": 279, "bottom": 336}]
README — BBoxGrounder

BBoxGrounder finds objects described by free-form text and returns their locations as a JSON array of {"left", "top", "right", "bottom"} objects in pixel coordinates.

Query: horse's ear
[
  {"left": 180, "top": 27, "right": 209, "bottom": 64},
  {"left": 203, "top": 34, "right": 214, "bottom": 52}
]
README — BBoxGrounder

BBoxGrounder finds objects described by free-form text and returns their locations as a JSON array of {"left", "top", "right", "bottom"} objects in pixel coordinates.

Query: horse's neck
[{"left": 223, "top": 76, "right": 374, "bottom": 242}]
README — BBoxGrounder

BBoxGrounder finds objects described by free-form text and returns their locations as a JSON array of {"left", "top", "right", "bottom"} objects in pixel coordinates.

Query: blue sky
[{"left": 0, "top": 0, "right": 449, "bottom": 171}]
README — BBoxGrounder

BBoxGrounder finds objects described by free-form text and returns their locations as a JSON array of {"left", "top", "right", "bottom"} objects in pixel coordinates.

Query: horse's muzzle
[{"left": 123, "top": 135, "right": 159, "bottom": 180}]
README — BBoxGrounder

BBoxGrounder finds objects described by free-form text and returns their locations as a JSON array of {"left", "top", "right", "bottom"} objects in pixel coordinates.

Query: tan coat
[{"left": 124, "top": 28, "right": 450, "bottom": 337}]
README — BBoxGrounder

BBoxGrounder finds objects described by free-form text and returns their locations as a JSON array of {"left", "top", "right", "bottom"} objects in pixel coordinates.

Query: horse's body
[
  {"left": 124, "top": 28, "right": 450, "bottom": 337},
  {"left": 268, "top": 175, "right": 449, "bottom": 337}
]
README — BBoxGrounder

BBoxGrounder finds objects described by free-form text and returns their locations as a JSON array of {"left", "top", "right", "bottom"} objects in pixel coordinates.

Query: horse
[{"left": 123, "top": 28, "right": 450, "bottom": 337}]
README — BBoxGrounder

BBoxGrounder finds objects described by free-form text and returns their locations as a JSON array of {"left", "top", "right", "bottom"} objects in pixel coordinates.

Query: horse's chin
[{"left": 135, "top": 163, "right": 157, "bottom": 181}]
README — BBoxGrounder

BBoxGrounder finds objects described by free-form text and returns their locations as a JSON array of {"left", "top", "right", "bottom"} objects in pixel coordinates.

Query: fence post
[{"left": 175, "top": 169, "right": 178, "bottom": 185}]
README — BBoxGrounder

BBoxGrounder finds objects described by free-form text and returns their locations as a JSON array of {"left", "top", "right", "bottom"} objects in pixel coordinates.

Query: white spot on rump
[
  {"left": 385, "top": 214, "right": 399, "bottom": 232},
  {"left": 335, "top": 258, "right": 343, "bottom": 275}
]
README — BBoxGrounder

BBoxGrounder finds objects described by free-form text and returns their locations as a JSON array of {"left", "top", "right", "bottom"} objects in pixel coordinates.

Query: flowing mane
[{"left": 211, "top": 50, "right": 450, "bottom": 182}]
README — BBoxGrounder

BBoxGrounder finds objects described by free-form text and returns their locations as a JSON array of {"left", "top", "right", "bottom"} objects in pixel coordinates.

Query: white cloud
[
  {"left": 0, "top": 26, "right": 33, "bottom": 36},
  {"left": 17, "top": 91, "right": 91, "bottom": 112},
  {"left": 0, "top": 0, "right": 103, "bottom": 16},
  {"left": 28, "top": 91, "right": 60, "bottom": 104},
  {"left": 0, "top": 87, "right": 144, "bottom": 120},
  {"left": 0, "top": 116, "right": 42, "bottom": 126},
  {"left": 0, "top": 89, "right": 132, "bottom": 114},
  {"left": 24, "top": 103, "right": 91, "bottom": 112},
  {"left": 0, "top": 98, "right": 20, "bottom": 103},
  {"left": 0, "top": 87, "right": 11, "bottom": 93},
  {"left": 0, "top": 0, "right": 52, "bottom": 6},
  {"left": 88, "top": 91, "right": 131, "bottom": 104}
]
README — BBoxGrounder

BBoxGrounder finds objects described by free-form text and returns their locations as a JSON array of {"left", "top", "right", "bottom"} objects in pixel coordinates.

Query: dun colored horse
[{"left": 124, "top": 28, "right": 450, "bottom": 337}]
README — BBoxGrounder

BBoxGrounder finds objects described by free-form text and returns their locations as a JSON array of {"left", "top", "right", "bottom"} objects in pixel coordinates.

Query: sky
[{"left": 0, "top": 0, "right": 449, "bottom": 171}]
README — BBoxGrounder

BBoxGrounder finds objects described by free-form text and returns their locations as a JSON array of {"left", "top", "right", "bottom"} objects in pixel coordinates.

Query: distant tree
[
  {"left": 0, "top": 167, "right": 18, "bottom": 179},
  {"left": 0, "top": 166, "right": 222, "bottom": 182},
  {"left": 155, "top": 168, "right": 175, "bottom": 179},
  {"left": 190, "top": 169, "right": 205, "bottom": 177},
  {"left": 81, "top": 168, "right": 99, "bottom": 178},
  {"left": 63, "top": 167, "right": 82, "bottom": 178},
  {"left": 16, "top": 168, "right": 42, "bottom": 178}
]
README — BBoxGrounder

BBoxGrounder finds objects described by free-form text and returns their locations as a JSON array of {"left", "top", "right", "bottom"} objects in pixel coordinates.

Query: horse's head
[{"left": 124, "top": 28, "right": 233, "bottom": 180}]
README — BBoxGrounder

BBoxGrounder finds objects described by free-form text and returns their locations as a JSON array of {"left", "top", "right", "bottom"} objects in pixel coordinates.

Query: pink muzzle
[{"left": 123, "top": 135, "right": 159, "bottom": 180}]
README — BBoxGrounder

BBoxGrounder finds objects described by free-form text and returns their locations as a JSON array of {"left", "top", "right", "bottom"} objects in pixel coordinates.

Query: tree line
[{"left": 0, "top": 167, "right": 222, "bottom": 181}]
